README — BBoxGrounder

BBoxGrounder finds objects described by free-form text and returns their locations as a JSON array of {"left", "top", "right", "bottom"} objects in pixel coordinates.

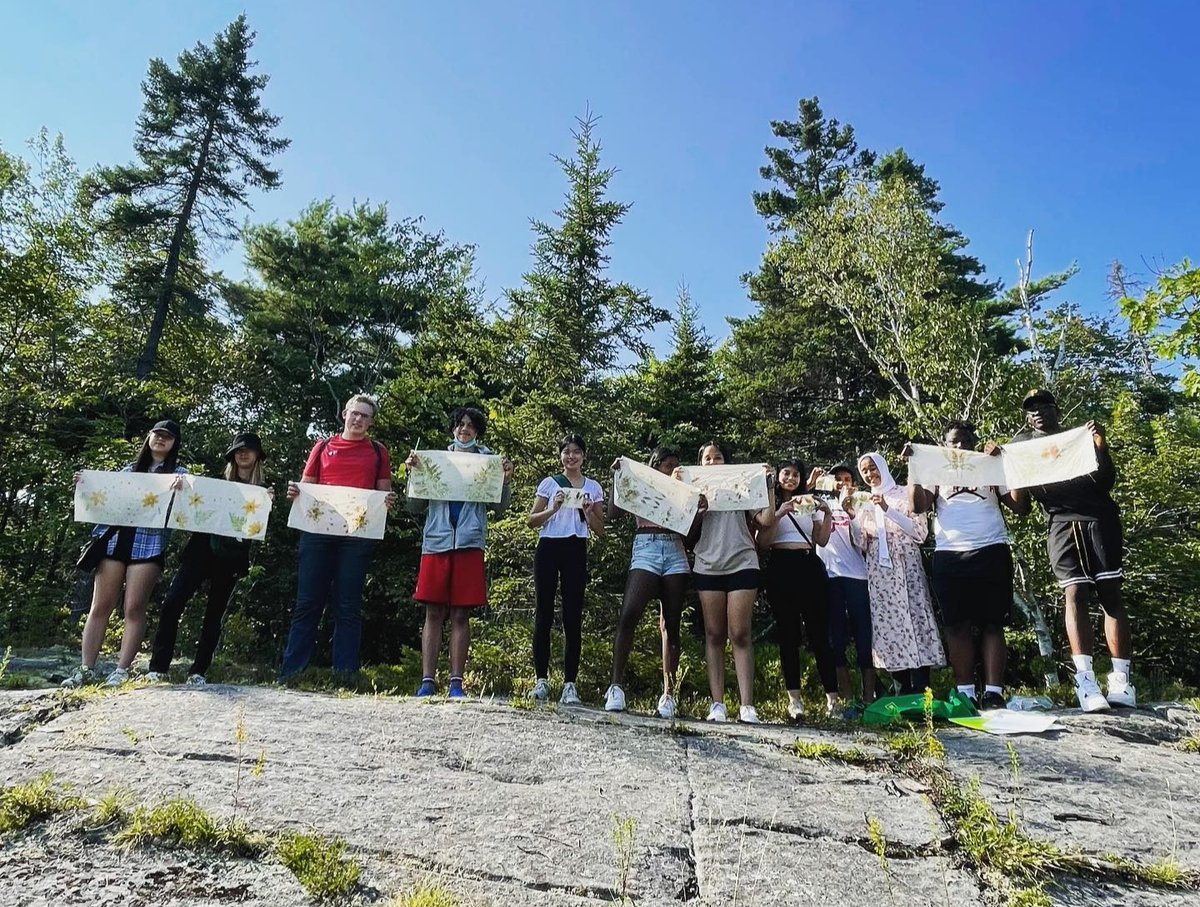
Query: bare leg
[
  {"left": 611, "top": 570, "right": 656, "bottom": 685},
  {"left": 1063, "top": 584, "right": 1095, "bottom": 657},
  {"left": 945, "top": 623, "right": 976, "bottom": 686},
  {"left": 422, "top": 604, "right": 449, "bottom": 678},
  {"left": 980, "top": 626, "right": 1007, "bottom": 688},
  {"left": 116, "top": 562, "right": 162, "bottom": 669},
  {"left": 1096, "top": 580, "right": 1131, "bottom": 659},
  {"left": 82, "top": 559, "right": 126, "bottom": 667},
  {"left": 862, "top": 667, "right": 877, "bottom": 704},
  {"left": 659, "top": 574, "right": 687, "bottom": 696},
  {"left": 448, "top": 608, "right": 471, "bottom": 677},
  {"left": 698, "top": 590, "right": 728, "bottom": 704},
  {"left": 836, "top": 666, "right": 852, "bottom": 701},
  {"left": 726, "top": 589, "right": 757, "bottom": 708}
]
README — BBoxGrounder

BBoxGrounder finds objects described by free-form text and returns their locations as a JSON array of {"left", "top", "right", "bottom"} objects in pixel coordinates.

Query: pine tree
[{"left": 86, "top": 15, "right": 288, "bottom": 379}]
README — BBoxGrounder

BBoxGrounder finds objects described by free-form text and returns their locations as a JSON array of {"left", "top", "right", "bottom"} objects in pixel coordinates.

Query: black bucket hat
[{"left": 224, "top": 432, "right": 266, "bottom": 462}]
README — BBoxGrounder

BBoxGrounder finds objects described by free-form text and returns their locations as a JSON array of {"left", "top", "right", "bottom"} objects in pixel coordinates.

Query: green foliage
[
  {"left": 275, "top": 831, "right": 361, "bottom": 899},
  {"left": 114, "top": 798, "right": 262, "bottom": 855},
  {"left": 790, "top": 741, "right": 875, "bottom": 766},
  {"left": 386, "top": 885, "right": 462, "bottom": 907},
  {"left": 1121, "top": 260, "right": 1200, "bottom": 395},
  {"left": 0, "top": 773, "right": 83, "bottom": 834}
]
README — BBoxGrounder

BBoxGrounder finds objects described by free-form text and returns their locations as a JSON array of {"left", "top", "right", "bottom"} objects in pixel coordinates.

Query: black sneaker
[{"left": 981, "top": 691, "right": 1007, "bottom": 711}]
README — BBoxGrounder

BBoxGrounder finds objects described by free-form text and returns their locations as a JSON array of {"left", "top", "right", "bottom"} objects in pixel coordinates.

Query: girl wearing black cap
[
  {"left": 145, "top": 433, "right": 271, "bottom": 685},
  {"left": 65, "top": 421, "right": 187, "bottom": 688}
]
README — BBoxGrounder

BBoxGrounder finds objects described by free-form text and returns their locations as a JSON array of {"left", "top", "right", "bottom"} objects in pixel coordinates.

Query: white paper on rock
[
  {"left": 287, "top": 483, "right": 389, "bottom": 539},
  {"left": 74, "top": 470, "right": 177, "bottom": 529},
  {"left": 406, "top": 450, "right": 504, "bottom": 503},
  {"left": 676, "top": 464, "right": 770, "bottom": 512},
  {"left": 1000, "top": 426, "right": 1098, "bottom": 490},
  {"left": 171, "top": 475, "right": 272, "bottom": 540},
  {"left": 612, "top": 457, "right": 702, "bottom": 536},
  {"left": 907, "top": 444, "right": 1007, "bottom": 488}
]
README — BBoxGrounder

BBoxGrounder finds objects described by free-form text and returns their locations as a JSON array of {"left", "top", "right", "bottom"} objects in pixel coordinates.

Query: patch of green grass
[
  {"left": 386, "top": 884, "right": 462, "bottom": 907},
  {"left": 1179, "top": 735, "right": 1200, "bottom": 755},
  {"left": 790, "top": 740, "right": 876, "bottom": 766},
  {"left": 114, "top": 798, "right": 262, "bottom": 855},
  {"left": 1138, "top": 856, "right": 1189, "bottom": 887},
  {"left": 88, "top": 788, "right": 134, "bottom": 828},
  {"left": 275, "top": 831, "right": 361, "bottom": 899},
  {"left": 1008, "top": 886, "right": 1053, "bottom": 907},
  {"left": 0, "top": 773, "right": 85, "bottom": 834}
]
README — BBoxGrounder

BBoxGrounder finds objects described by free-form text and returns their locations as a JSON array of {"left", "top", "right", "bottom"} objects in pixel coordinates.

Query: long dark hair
[
  {"left": 775, "top": 458, "right": 806, "bottom": 504},
  {"left": 696, "top": 440, "right": 733, "bottom": 465},
  {"left": 559, "top": 433, "right": 586, "bottom": 453},
  {"left": 132, "top": 432, "right": 180, "bottom": 473}
]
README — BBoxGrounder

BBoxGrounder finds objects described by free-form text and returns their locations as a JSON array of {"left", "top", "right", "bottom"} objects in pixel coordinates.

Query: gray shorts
[{"left": 630, "top": 532, "right": 690, "bottom": 576}]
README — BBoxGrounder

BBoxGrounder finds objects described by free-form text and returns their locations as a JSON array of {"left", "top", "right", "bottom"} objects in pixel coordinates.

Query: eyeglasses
[{"left": 347, "top": 410, "right": 375, "bottom": 420}]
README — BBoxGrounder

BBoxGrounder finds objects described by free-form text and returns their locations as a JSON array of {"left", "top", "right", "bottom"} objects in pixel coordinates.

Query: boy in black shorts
[{"left": 1008, "top": 389, "right": 1134, "bottom": 712}]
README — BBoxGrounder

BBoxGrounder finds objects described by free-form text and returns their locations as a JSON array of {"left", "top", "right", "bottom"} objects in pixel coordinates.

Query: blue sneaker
[
  {"left": 448, "top": 678, "right": 466, "bottom": 700},
  {"left": 416, "top": 678, "right": 436, "bottom": 697}
]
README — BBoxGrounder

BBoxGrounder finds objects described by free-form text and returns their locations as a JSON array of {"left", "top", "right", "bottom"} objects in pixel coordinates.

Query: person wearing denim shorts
[{"left": 604, "top": 448, "right": 701, "bottom": 719}]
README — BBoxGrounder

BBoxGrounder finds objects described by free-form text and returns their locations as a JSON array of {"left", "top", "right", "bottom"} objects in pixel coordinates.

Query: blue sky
[{"left": 3, "top": 1, "right": 1197, "bottom": 350}]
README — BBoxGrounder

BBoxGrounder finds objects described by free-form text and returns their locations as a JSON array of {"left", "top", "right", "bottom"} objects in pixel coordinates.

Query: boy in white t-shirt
[{"left": 910, "top": 421, "right": 1019, "bottom": 710}]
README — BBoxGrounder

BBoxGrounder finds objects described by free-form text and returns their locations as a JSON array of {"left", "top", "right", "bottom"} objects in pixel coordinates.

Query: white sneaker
[
  {"left": 787, "top": 698, "right": 805, "bottom": 721},
  {"left": 559, "top": 682, "right": 582, "bottom": 706},
  {"left": 62, "top": 665, "right": 95, "bottom": 689},
  {"left": 738, "top": 705, "right": 762, "bottom": 724},
  {"left": 604, "top": 684, "right": 626, "bottom": 712},
  {"left": 531, "top": 678, "right": 549, "bottom": 702},
  {"left": 143, "top": 671, "right": 168, "bottom": 683},
  {"left": 104, "top": 667, "right": 131, "bottom": 687},
  {"left": 185, "top": 674, "right": 207, "bottom": 686},
  {"left": 826, "top": 695, "right": 842, "bottom": 718},
  {"left": 1106, "top": 672, "right": 1136, "bottom": 708},
  {"left": 656, "top": 693, "right": 676, "bottom": 720},
  {"left": 705, "top": 702, "right": 728, "bottom": 723},
  {"left": 1075, "top": 671, "right": 1110, "bottom": 712}
]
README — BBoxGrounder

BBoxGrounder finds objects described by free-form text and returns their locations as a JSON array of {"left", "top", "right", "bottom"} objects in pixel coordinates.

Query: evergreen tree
[{"left": 85, "top": 15, "right": 288, "bottom": 379}]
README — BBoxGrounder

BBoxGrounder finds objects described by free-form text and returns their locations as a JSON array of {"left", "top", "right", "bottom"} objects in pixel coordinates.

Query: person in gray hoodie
[{"left": 406, "top": 406, "right": 513, "bottom": 698}]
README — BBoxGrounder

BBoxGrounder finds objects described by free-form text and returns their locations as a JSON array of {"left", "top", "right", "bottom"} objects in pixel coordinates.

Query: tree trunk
[{"left": 135, "top": 119, "right": 215, "bottom": 380}]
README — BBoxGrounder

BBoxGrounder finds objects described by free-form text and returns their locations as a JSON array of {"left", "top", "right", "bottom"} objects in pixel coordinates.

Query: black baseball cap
[
  {"left": 1022, "top": 388, "right": 1058, "bottom": 411},
  {"left": 151, "top": 419, "right": 181, "bottom": 441},
  {"left": 225, "top": 432, "right": 266, "bottom": 462},
  {"left": 830, "top": 462, "right": 855, "bottom": 477}
]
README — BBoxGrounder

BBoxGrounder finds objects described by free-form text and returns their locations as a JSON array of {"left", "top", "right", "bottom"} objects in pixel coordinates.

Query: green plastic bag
[{"left": 862, "top": 690, "right": 978, "bottom": 727}]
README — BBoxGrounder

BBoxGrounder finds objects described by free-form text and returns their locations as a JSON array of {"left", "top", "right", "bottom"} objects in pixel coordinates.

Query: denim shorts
[{"left": 629, "top": 532, "right": 690, "bottom": 576}]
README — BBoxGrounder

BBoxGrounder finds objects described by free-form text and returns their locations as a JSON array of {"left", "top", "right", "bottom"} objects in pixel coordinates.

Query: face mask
[{"left": 453, "top": 437, "right": 479, "bottom": 450}]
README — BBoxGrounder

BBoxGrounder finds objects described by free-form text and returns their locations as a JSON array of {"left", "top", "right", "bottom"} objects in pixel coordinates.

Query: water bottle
[{"left": 1007, "top": 695, "right": 1054, "bottom": 712}]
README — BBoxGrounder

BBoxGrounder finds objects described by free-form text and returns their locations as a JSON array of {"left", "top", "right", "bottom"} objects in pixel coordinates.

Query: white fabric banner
[
  {"left": 287, "top": 483, "right": 389, "bottom": 539},
  {"left": 677, "top": 464, "right": 770, "bottom": 512},
  {"left": 1000, "top": 426, "right": 1098, "bottom": 490},
  {"left": 612, "top": 456, "right": 701, "bottom": 536},
  {"left": 171, "top": 475, "right": 272, "bottom": 540},
  {"left": 907, "top": 425, "right": 1098, "bottom": 491},
  {"left": 406, "top": 450, "right": 504, "bottom": 503},
  {"left": 73, "top": 470, "right": 177, "bottom": 529},
  {"left": 907, "top": 445, "right": 1008, "bottom": 488}
]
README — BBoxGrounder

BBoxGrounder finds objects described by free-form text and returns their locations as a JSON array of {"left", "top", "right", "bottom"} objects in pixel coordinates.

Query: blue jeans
[{"left": 281, "top": 532, "right": 377, "bottom": 677}]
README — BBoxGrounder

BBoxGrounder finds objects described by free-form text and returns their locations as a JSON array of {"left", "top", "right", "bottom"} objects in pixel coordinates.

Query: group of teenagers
[{"left": 64, "top": 388, "right": 1137, "bottom": 722}]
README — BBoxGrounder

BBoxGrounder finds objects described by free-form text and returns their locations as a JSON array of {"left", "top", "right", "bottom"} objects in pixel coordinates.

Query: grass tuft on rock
[
  {"left": 386, "top": 883, "right": 463, "bottom": 906},
  {"left": 0, "top": 773, "right": 84, "bottom": 834},
  {"left": 790, "top": 740, "right": 876, "bottom": 766},
  {"left": 276, "top": 831, "right": 361, "bottom": 899},
  {"left": 114, "top": 798, "right": 262, "bottom": 855}
]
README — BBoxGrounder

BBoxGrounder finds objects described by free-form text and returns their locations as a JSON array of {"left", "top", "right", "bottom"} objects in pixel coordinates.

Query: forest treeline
[{"left": 3, "top": 16, "right": 1198, "bottom": 695}]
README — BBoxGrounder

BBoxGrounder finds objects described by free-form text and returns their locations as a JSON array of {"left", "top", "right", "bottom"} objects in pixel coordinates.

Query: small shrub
[{"left": 276, "top": 831, "right": 361, "bottom": 899}]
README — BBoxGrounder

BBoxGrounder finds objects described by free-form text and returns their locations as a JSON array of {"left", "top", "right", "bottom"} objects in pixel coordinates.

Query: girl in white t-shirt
[{"left": 526, "top": 434, "right": 606, "bottom": 705}]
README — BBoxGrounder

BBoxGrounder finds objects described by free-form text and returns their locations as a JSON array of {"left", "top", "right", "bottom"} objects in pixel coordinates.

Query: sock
[
  {"left": 536, "top": 677, "right": 548, "bottom": 684},
  {"left": 1071, "top": 654, "right": 1094, "bottom": 674},
  {"left": 788, "top": 689, "right": 804, "bottom": 703},
  {"left": 1111, "top": 658, "right": 1131, "bottom": 676},
  {"left": 957, "top": 684, "right": 977, "bottom": 700},
  {"left": 985, "top": 685, "right": 1003, "bottom": 696},
  {"left": 449, "top": 675, "right": 463, "bottom": 687}
]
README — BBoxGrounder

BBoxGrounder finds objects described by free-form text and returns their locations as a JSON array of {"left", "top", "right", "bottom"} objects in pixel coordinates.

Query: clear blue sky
[{"left": 3, "top": 1, "right": 1197, "bottom": 349}]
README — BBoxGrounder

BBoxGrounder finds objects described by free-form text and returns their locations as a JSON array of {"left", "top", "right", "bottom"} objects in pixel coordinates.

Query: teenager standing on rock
[
  {"left": 281, "top": 395, "right": 395, "bottom": 681},
  {"left": 147, "top": 433, "right": 273, "bottom": 686},
  {"left": 604, "top": 447, "right": 706, "bottom": 719},
  {"left": 527, "top": 434, "right": 605, "bottom": 705},
  {"left": 685, "top": 441, "right": 776, "bottom": 724},
  {"left": 1007, "top": 389, "right": 1135, "bottom": 712},
  {"left": 408, "top": 406, "right": 513, "bottom": 699},
  {"left": 910, "top": 422, "right": 1017, "bottom": 710},
  {"left": 65, "top": 421, "right": 187, "bottom": 688}
]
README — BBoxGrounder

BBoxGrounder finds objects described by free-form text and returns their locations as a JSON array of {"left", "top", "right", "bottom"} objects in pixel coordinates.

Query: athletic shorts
[
  {"left": 1047, "top": 517, "right": 1123, "bottom": 589},
  {"left": 691, "top": 568, "right": 760, "bottom": 593},
  {"left": 932, "top": 543, "right": 1012, "bottom": 628},
  {"left": 414, "top": 548, "right": 487, "bottom": 607},
  {"left": 629, "top": 532, "right": 690, "bottom": 577}
]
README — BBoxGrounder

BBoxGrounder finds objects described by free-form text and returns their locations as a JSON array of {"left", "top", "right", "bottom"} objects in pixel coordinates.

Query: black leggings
[
  {"left": 766, "top": 549, "right": 838, "bottom": 693},
  {"left": 149, "top": 541, "right": 243, "bottom": 675},
  {"left": 533, "top": 536, "right": 588, "bottom": 682}
]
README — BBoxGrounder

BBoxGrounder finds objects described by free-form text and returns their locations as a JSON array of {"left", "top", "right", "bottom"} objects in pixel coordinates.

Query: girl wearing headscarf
[{"left": 849, "top": 452, "right": 945, "bottom": 694}]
